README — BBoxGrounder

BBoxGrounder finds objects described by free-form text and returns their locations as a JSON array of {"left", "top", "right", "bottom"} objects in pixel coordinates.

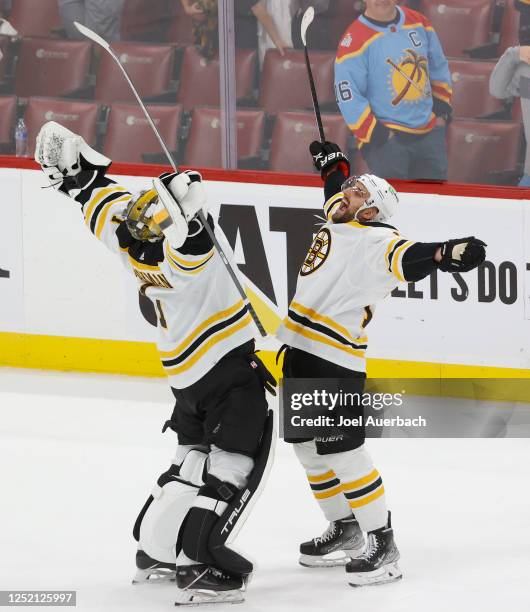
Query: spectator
[
  {"left": 257, "top": 0, "right": 293, "bottom": 65},
  {"left": 180, "top": 0, "right": 289, "bottom": 60},
  {"left": 489, "top": 1, "right": 530, "bottom": 187},
  {"left": 335, "top": 0, "right": 452, "bottom": 181},
  {"left": 58, "top": 0, "right": 125, "bottom": 42}
]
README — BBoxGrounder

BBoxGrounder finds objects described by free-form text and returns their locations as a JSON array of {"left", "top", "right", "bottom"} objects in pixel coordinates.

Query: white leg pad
[{"left": 139, "top": 450, "right": 207, "bottom": 564}]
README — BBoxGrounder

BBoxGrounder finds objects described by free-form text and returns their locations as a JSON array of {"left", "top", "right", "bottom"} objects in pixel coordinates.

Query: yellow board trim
[
  {"left": 1, "top": 333, "right": 529, "bottom": 402},
  {"left": 349, "top": 486, "right": 385, "bottom": 509}
]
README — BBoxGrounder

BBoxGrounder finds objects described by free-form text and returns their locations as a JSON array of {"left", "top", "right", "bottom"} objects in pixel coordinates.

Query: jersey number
[{"left": 335, "top": 80, "right": 353, "bottom": 103}]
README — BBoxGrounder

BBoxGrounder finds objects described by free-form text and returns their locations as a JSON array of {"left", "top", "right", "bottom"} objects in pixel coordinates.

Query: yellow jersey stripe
[
  {"left": 165, "top": 242, "right": 215, "bottom": 269},
  {"left": 84, "top": 186, "right": 128, "bottom": 225},
  {"left": 314, "top": 485, "right": 344, "bottom": 500},
  {"left": 164, "top": 313, "right": 252, "bottom": 376},
  {"left": 159, "top": 300, "right": 245, "bottom": 359},
  {"left": 336, "top": 33, "right": 384, "bottom": 63},
  {"left": 342, "top": 469, "right": 379, "bottom": 492},
  {"left": 307, "top": 470, "right": 336, "bottom": 484},
  {"left": 392, "top": 241, "right": 414, "bottom": 282},
  {"left": 128, "top": 256, "right": 160, "bottom": 272},
  {"left": 291, "top": 302, "right": 367, "bottom": 345},
  {"left": 95, "top": 195, "right": 130, "bottom": 239},
  {"left": 347, "top": 106, "right": 372, "bottom": 131},
  {"left": 348, "top": 485, "right": 385, "bottom": 509},
  {"left": 283, "top": 319, "right": 366, "bottom": 359}
]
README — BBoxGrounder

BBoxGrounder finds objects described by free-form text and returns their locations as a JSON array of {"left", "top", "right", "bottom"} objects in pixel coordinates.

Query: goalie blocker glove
[
  {"left": 439, "top": 236, "right": 487, "bottom": 273},
  {"left": 309, "top": 141, "right": 350, "bottom": 179},
  {"left": 152, "top": 171, "right": 207, "bottom": 249}
]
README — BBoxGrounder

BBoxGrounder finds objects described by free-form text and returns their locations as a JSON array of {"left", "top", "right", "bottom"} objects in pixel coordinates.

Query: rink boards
[{"left": 1, "top": 162, "right": 530, "bottom": 384}]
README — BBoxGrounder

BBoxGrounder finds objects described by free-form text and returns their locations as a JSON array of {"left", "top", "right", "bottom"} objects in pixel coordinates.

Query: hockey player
[
  {"left": 276, "top": 140, "right": 486, "bottom": 586},
  {"left": 35, "top": 122, "right": 276, "bottom": 605}
]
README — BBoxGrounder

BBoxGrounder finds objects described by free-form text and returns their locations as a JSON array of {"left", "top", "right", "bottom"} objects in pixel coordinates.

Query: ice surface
[{"left": 1, "top": 368, "right": 529, "bottom": 612}]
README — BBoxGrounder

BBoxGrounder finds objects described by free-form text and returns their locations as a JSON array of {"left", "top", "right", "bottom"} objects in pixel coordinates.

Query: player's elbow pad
[{"left": 401, "top": 242, "right": 440, "bottom": 282}]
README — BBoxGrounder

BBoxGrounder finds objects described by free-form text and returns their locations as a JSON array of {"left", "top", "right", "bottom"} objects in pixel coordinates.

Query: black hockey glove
[
  {"left": 247, "top": 353, "right": 277, "bottom": 396},
  {"left": 309, "top": 141, "right": 350, "bottom": 178},
  {"left": 438, "top": 237, "right": 487, "bottom": 273}
]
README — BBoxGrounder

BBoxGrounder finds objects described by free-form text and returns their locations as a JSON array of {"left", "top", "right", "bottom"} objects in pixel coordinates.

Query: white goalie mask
[{"left": 342, "top": 174, "right": 399, "bottom": 223}]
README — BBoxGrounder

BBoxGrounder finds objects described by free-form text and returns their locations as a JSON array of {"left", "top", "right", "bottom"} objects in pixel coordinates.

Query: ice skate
[
  {"left": 132, "top": 549, "right": 176, "bottom": 584},
  {"left": 175, "top": 564, "right": 247, "bottom": 606},
  {"left": 299, "top": 517, "right": 365, "bottom": 567},
  {"left": 346, "top": 515, "right": 402, "bottom": 586}
]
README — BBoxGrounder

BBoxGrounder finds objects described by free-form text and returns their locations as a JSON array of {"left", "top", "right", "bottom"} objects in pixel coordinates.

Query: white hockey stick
[{"left": 74, "top": 21, "right": 267, "bottom": 337}]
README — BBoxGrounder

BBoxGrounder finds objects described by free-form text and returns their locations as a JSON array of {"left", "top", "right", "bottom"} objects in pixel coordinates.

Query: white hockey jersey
[
  {"left": 73, "top": 175, "right": 254, "bottom": 389},
  {"left": 276, "top": 196, "right": 416, "bottom": 372}
]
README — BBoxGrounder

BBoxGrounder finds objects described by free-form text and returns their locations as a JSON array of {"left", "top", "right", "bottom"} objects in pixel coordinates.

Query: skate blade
[
  {"left": 174, "top": 588, "right": 245, "bottom": 606},
  {"left": 132, "top": 568, "right": 176, "bottom": 584},
  {"left": 348, "top": 562, "right": 402, "bottom": 587},
  {"left": 299, "top": 548, "right": 363, "bottom": 568}
]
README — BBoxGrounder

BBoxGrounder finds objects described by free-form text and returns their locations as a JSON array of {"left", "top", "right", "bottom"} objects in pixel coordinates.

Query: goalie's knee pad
[
  {"left": 134, "top": 448, "right": 208, "bottom": 565},
  {"left": 181, "top": 410, "right": 276, "bottom": 576}
]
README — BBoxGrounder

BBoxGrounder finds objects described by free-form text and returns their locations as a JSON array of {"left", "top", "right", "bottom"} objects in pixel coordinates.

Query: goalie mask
[{"left": 125, "top": 189, "right": 163, "bottom": 242}]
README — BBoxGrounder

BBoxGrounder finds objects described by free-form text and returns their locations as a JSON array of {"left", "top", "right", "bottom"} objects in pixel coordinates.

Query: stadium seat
[
  {"left": 269, "top": 112, "right": 350, "bottom": 173},
  {"left": 102, "top": 103, "right": 182, "bottom": 164},
  {"left": 259, "top": 49, "right": 335, "bottom": 116},
  {"left": 449, "top": 60, "right": 505, "bottom": 118},
  {"left": 24, "top": 97, "right": 100, "bottom": 157},
  {"left": 499, "top": 0, "right": 520, "bottom": 55},
  {"left": 95, "top": 43, "right": 175, "bottom": 104},
  {"left": 447, "top": 119, "right": 523, "bottom": 184},
  {"left": 176, "top": 46, "right": 257, "bottom": 111},
  {"left": 9, "top": 0, "right": 62, "bottom": 38},
  {"left": 419, "top": 0, "right": 495, "bottom": 58},
  {"left": 15, "top": 39, "right": 92, "bottom": 98},
  {"left": 120, "top": 0, "right": 168, "bottom": 41},
  {"left": 184, "top": 107, "right": 265, "bottom": 168},
  {"left": 0, "top": 96, "right": 17, "bottom": 152}
]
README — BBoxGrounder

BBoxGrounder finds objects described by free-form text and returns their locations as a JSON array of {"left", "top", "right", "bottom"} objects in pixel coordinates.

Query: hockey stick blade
[
  {"left": 301, "top": 6, "right": 315, "bottom": 47},
  {"left": 73, "top": 21, "right": 110, "bottom": 51},
  {"left": 73, "top": 21, "right": 267, "bottom": 338}
]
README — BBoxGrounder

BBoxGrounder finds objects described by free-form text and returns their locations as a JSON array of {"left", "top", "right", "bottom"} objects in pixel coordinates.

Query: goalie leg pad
[
  {"left": 134, "top": 448, "right": 208, "bottom": 565},
  {"left": 181, "top": 410, "right": 275, "bottom": 576}
]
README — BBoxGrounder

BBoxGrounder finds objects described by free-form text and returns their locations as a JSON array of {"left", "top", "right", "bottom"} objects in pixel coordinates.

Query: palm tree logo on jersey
[{"left": 387, "top": 49, "right": 431, "bottom": 106}]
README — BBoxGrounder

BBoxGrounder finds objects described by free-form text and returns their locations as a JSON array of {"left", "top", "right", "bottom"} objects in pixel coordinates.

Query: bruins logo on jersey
[{"left": 301, "top": 228, "right": 331, "bottom": 276}]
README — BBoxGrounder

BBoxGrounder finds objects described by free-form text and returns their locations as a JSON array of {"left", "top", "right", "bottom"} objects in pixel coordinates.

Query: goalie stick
[{"left": 73, "top": 21, "right": 267, "bottom": 338}]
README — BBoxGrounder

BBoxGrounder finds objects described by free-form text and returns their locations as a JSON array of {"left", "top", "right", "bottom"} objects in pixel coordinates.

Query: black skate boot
[
  {"left": 175, "top": 564, "right": 248, "bottom": 605},
  {"left": 346, "top": 513, "right": 402, "bottom": 586},
  {"left": 132, "top": 549, "right": 176, "bottom": 584},
  {"left": 299, "top": 517, "right": 365, "bottom": 567}
]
